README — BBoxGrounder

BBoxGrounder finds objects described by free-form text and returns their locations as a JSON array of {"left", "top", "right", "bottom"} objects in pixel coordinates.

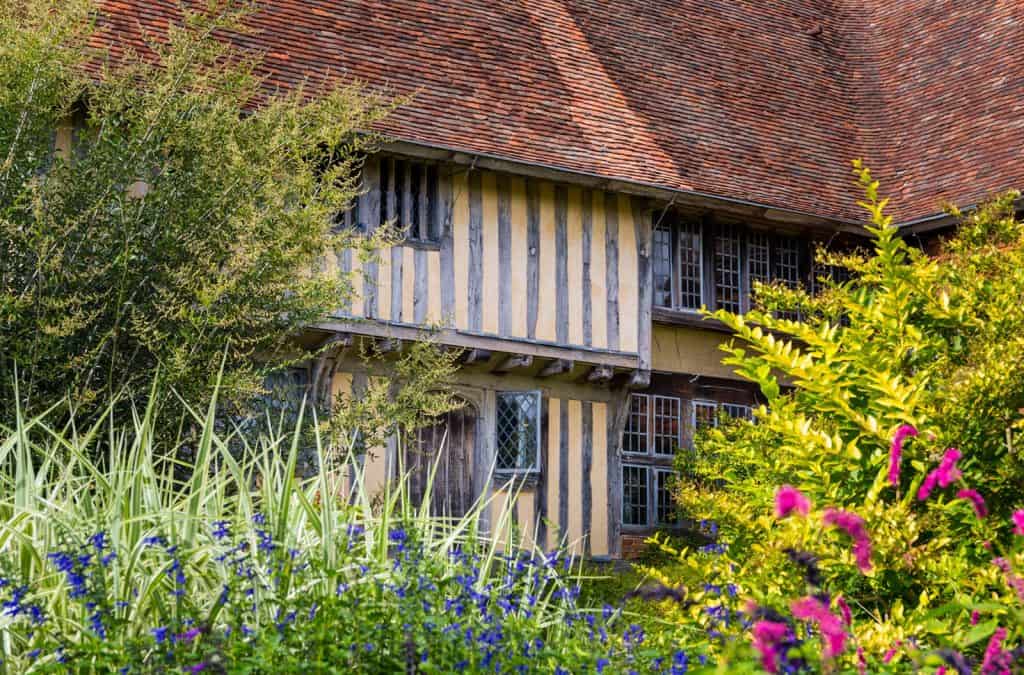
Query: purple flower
[
  {"left": 187, "top": 663, "right": 208, "bottom": 673},
  {"left": 178, "top": 627, "right": 201, "bottom": 643},
  {"left": 823, "top": 508, "right": 872, "bottom": 572},
  {"left": 956, "top": 489, "right": 988, "bottom": 518},
  {"left": 774, "top": 486, "right": 810, "bottom": 519},
  {"left": 151, "top": 626, "right": 168, "bottom": 644},
  {"left": 888, "top": 424, "right": 917, "bottom": 486},
  {"left": 917, "top": 448, "right": 962, "bottom": 501}
]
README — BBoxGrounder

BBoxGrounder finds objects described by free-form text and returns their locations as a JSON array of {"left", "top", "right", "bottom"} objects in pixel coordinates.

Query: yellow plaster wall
[{"left": 651, "top": 324, "right": 736, "bottom": 379}]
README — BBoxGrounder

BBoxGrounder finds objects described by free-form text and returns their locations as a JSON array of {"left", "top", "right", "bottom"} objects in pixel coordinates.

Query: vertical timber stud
[
  {"left": 581, "top": 400, "right": 593, "bottom": 556},
  {"left": 439, "top": 166, "right": 455, "bottom": 327},
  {"left": 339, "top": 247, "right": 353, "bottom": 316},
  {"left": 526, "top": 179, "right": 540, "bottom": 340},
  {"left": 558, "top": 399, "right": 569, "bottom": 554},
  {"left": 414, "top": 246, "right": 428, "bottom": 324},
  {"left": 634, "top": 197, "right": 653, "bottom": 374},
  {"left": 467, "top": 170, "right": 484, "bottom": 332},
  {"left": 581, "top": 189, "right": 593, "bottom": 347},
  {"left": 555, "top": 185, "right": 569, "bottom": 345},
  {"left": 607, "top": 388, "right": 631, "bottom": 559},
  {"left": 604, "top": 192, "right": 620, "bottom": 351},
  {"left": 535, "top": 395, "right": 549, "bottom": 552},
  {"left": 476, "top": 389, "right": 496, "bottom": 535},
  {"left": 389, "top": 158, "right": 404, "bottom": 323},
  {"left": 497, "top": 174, "right": 513, "bottom": 337},
  {"left": 360, "top": 157, "right": 380, "bottom": 319}
]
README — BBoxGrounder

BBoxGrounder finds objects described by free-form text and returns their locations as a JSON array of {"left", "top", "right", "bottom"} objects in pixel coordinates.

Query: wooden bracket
[
  {"left": 587, "top": 365, "right": 615, "bottom": 384},
  {"left": 376, "top": 337, "right": 402, "bottom": 354},
  {"left": 538, "top": 359, "right": 573, "bottom": 378},
  {"left": 492, "top": 354, "right": 534, "bottom": 373},
  {"left": 461, "top": 348, "right": 493, "bottom": 365},
  {"left": 628, "top": 369, "right": 652, "bottom": 389}
]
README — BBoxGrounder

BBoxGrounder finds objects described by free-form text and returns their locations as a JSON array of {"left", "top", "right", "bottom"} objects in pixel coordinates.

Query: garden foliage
[
  {"left": 0, "top": 388, "right": 696, "bottom": 673},
  {"left": 645, "top": 164, "right": 1024, "bottom": 671}
]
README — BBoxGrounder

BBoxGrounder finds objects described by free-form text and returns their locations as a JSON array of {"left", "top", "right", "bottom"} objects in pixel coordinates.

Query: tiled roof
[{"left": 92, "top": 1, "right": 1023, "bottom": 223}]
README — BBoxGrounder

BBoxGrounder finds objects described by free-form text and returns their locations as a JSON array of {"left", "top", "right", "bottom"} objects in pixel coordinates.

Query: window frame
[
  {"left": 622, "top": 393, "right": 683, "bottom": 458},
  {"left": 493, "top": 390, "right": 542, "bottom": 475},
  {"left": 654, "top": 468, "right": 680, "bottom": 526},
  {"left": 652, "top": 218, "right": 810, "bottom": 316},
  {"left": 621, "top": 463, "right": 651, "bottom": 528}
]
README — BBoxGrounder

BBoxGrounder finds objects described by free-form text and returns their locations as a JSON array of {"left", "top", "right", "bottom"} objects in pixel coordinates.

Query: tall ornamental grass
[{"left": 0, "top": 388, "right": 694, "bottom": 673}]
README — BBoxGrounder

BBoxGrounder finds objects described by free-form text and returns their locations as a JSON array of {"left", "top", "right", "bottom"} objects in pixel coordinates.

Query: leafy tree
[{"left": 0, "top": 0, "right": 389, "bottom": 420}]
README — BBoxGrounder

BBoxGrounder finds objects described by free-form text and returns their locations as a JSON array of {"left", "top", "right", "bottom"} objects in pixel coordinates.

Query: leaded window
[
  {"left": 622, "top": 394, "right": 649, "bottom": 455},
  {"left": 653, "top": 222, "right": 674, "bottom": 308},
  {"left": 722, "top": 403, "right": 753, "bottom": 421},
  {"left": 623, "top": 394, "right": 680, "bottom": 456},
  {"left": 677, "top": 221, "right": 703, "bottom": 310},
  {"left": 693, "top": 400, "right": 719, "bottom": 431},
  {"left": 714, "top": 225, "right": 742, "bottom": 313},
  {"left": 652, "top": 218, "right": 817, "bottom": 315},
  {"left": 655, "top": 469, "right": 678, "bottom": 525},
  {"left": 622, "top": 464, "right": 649, "bottom": 526},
  {"left": 652, "top": 396, "right": 681, "bottom": 456},
  {"left": 495, "top": 391, "right": 540, "bottom": 472}
]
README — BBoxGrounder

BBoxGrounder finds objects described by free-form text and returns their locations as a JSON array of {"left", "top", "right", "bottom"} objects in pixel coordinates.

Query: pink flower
[
  {"left": 1013, "top": 510, "right": 1024, "bottom": 535},
  {"left": 980, "top": 627, "right": 1009, "bottom": 674},
  {"left": 883, "top": 643, "right": 901, "bottom": 664},
  {"left": 752, "top": 620, "right": 791, "bottom": 674},
  {"left": 857, "top": 647, "right": 867, "bottom": 675},
  {"left": 823, "top": 508, "right": 873, "bottom": 572},
  {"left": 917, "top": 448, "right": 962, "bottom": 501},
  {"left": 971, "top": 610, "right": 981, "bottom": 626},
  {"left": 836, "top": 595, "right": 852, "bottom": 627},
  {"left": 774, "top": 485, "right": 810, "bottom": 519},
  {"left": 957, "top": 489, "right": 988, "bottom": 518},
  {"left": 791, "top": 596, "right": 847, "bottom": 658},
  {"left": 888, "top": 424, "right": 917, "bottom": 486}
]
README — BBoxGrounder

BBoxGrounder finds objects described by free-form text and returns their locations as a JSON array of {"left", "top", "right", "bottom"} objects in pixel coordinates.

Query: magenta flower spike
[
  {"left": 1012, "top": 510, "right": 1024, "bottom": 535},
  {"left": 790, "top": 596, "right": 847, "bottom": 658},
  {"left": 917, "top": 448, "right": 963, "bottom": 501},
  {"left": 888, "top": 424, "right": 917, "bottom": 486},
  {"left": 774, "top": 485, "right": 810, "bottom": 519},
  {"left": 957, "top": 489, "right": 988, "bottom": 518},
  {"left": 823, "top": 508, "right": 872, "bottom": 572},
  {"left": 751, "top": 620, "right": 790, "bottom": 674}
]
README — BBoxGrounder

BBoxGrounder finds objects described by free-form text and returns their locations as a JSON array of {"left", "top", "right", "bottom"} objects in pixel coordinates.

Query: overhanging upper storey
[{"left": 316, "top": 154, "right": 653, "bottom": 381}]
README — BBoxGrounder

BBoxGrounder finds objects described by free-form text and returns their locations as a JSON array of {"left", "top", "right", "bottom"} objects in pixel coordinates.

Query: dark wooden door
[{"left": 405, "top": 401, "right": 477, "bottom": 518}]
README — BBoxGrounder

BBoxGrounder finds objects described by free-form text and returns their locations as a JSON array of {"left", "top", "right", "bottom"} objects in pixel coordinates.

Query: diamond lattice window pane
[{"left": 495, "top": 392, "right": 539, "bottom": 471}]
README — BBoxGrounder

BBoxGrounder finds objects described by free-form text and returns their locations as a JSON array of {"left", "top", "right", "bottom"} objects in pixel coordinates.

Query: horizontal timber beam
[{"left": 314, "top": 318, "right": 641, "bottom": 370}]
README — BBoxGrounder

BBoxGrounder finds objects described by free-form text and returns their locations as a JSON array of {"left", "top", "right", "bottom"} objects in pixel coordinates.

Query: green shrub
[{"left": 650, "top": 164, "right": 1024, "bottom": 670}]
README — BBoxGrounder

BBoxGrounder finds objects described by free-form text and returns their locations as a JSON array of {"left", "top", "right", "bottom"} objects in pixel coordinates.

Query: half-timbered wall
[
  {"left": 330, "top": 156, "right": 648, "bottom": 364},
  {"left": 328, "top": 358, "right": 623, "bottom": 559}
]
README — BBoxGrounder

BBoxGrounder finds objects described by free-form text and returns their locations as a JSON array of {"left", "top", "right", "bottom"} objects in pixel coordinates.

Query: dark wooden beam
[
  {"left": 587, "top": 365, "right": 614, "bottom": 384},
  {"left": 492, "top": 354, "right": 533, "bottom": 374},
  {"left": 539, "top": 359, "right": 573, "bottom": 378}
]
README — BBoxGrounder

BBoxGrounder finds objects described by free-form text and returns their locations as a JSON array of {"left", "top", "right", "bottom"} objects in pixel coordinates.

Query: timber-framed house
[{"left": 97, "top": 1, "right": 1023, "bottom": 559}]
